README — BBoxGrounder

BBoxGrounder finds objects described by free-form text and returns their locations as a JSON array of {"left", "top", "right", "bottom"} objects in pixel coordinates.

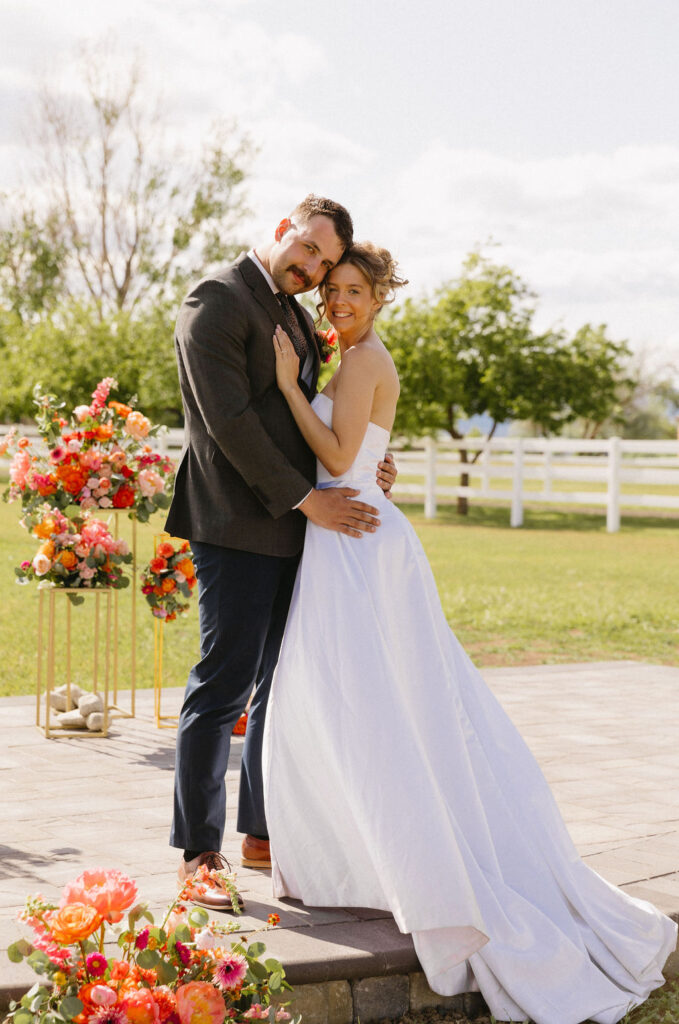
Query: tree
[
  {"left": 382, "top": 250, "right": 634, "bottom": 512},
  {"left": 12, "top": 41, "right": 252, "bottom": 318},
  {"left": 0, "top": 201, "right": 66, "bottom": 319}
]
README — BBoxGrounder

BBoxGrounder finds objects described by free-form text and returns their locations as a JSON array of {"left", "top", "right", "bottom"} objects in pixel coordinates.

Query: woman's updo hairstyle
[{"left": 317, "top": 242, "right": 408, "bottom": 323}]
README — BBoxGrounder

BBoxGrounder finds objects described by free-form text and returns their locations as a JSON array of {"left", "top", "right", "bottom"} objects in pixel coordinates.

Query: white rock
[
  {"left": 56, "top": 709, "right": 87, "bottom": 729},
  {"left": 78, "top": 692, "right": 104, "bottom": 716},
  {"left": 86, "top": 712, "right": 104, "bottom": 732},
  {"left": 50, "top": 683, "right": 83, "bottom": 711}
]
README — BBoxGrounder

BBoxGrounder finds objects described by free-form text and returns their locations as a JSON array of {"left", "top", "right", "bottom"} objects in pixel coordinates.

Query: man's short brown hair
[{"left": 291, "top": 194, "right": 353, "bottom": 251}]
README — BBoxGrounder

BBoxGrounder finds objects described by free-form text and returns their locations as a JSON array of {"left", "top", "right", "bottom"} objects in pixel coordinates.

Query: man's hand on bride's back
[
  {"left": 377, "top": 453, "right": 397, "bottom": 500},
  {"left": 299, "top": 488, "right": 380, "bottom": 538}
]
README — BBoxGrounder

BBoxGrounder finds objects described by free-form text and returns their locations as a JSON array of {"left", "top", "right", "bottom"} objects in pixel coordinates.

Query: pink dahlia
[
  {"left": 86, "top": 951, "right": 109, "bottom": 977},
  {"left": 212, "top": 952, "right": 247, "bottom": 991}
]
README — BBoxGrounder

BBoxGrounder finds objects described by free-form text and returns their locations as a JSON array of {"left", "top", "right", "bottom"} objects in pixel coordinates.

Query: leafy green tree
[{"left": 382, "top": 250, "right": 634, "bottom": 512}]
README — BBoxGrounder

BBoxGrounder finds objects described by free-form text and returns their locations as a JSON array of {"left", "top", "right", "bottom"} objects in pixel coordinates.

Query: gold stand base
[{"left": 36, "top": 587, "right": 112, "bottom": 739}]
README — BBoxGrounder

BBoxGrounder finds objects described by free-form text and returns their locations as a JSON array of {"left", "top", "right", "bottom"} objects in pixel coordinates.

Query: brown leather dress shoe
[
  {"left": 241, "top": 834, "right": 271, "bottom": 869},
  {"left": 177, "top": 851, "right": 245, "bottom": 912}
]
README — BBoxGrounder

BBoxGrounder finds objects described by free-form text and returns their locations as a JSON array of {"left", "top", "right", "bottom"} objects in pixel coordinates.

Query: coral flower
[
  {"left": 95, "top": 425, "right": 115, "bottom": 443},
  {"left": 175, "top": 982, "right": 226, "bottom": 1024},
  {"left": 161, "top": 578, "right": 176, "bottom": 594},
  {"left": 10, "top": 451, "right": 32, "bottom": 489},
  {"left": 61, "top": 869, "right": 138, "bottom": 924},
  {"left": 47, "top": 903, "right": 102, "bottom": 944},
  {"left": 124, "top": 411, "right": 151, "bottom": 440},
  {"left": 267, "top": 913, "right": 281, "bottom": 926},
  {"left": 156, "top": 542, "right": 175, "bottom": 559},
  {"left": 121, "top": 989, "right": 160, "bottom": 1024},
  {"left": 212, "top": 952, "right": 247, "bottom": 991},
  {"left": 151, "top": 988, "right": 177, "bottom": 1024},
  {"left": 150, "top": 557, "right": 168, "bottom": 573}
]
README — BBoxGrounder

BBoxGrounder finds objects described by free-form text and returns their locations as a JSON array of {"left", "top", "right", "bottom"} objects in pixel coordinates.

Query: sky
[{"left": 1, "top": 0, "right": 678, "bottom": 372}]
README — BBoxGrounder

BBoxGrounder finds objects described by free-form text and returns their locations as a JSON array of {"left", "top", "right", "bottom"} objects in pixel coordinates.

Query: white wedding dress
[{"left": 263, "top": 393, "right": 676, "bottom": 1024}]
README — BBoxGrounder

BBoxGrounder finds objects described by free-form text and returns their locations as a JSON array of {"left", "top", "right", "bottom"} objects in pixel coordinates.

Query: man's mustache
[{"left": 288, "top": 265, "right": 311, "bottom": 288}]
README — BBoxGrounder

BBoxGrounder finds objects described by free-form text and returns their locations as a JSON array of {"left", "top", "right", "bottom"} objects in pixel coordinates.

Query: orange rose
[
  {"left": 38, "top": 476, "right": 58, "bottom": 497},
  {"left": 156, "top": 542, "right": 175, "bottom": 559},
  {"left": 56, "top": 464, "right": 88, "bottom": 495},
  {"left": 150, "top": 557, "right": 168, "bottom": 573},
  {"left": 40, "top": 540, "right": 56, "bottom": 559},
  {"left": 48, "top": 903, "right": 102, "bottom": 944},
  {"left": 57, "top": 550, "right": 78, "bottom": 569},
  {"left": 95, "top": 424, "right": 114, "bottom": 442},
  {"left": 34, "top": 517, "right": 57, "bottom": 539},
  {"left": 161, "top": 578, "right": 176, "bottom": 593},
  {"left": 108, "top": 401, "right": 133, "bottom": 418},
  {"left": 175, "top": 558, "right": 195, "bottom": 579}
]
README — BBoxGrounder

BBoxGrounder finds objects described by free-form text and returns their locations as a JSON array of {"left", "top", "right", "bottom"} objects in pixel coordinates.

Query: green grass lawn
[{"left": 0, "top": 497, "right": 677, "bottom": 698}]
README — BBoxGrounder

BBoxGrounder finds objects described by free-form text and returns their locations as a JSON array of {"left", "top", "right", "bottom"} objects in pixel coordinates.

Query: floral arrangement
[
  {"left": 15, "top": 508, "right": 132, "bottom": 598},
  {"left": 2, "top": 378, "right": 175, "bottom": 525},
  {"left": 6, "top": 867, "right": 299, "bottom": 1024},
  {"left": 315, "top": 327, "right": 338, "bottom": 364},
  {"left": 141, "top": 540, "right": 196, "bottom": 621}
]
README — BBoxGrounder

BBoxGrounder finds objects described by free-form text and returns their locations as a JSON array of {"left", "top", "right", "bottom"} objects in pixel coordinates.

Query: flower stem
[{"left": 79, "top": 942, "right": 91, "bottom": 983}]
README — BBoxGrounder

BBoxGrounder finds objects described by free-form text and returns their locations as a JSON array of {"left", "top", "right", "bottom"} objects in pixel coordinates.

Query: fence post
[
  {"left": 543, "top": 447, "right": 553, "bottom": 501},
  {"left": 424, "top": 436, "right": 437, "bottom": 519},
  {"left": 607, "top": 436, "right": 621, "bottom": 532},
  {"left": 510, "top": 438, "right": 524, "bottom": 527},
  {"left": 480, "top": 444, "right": 491, "bottom": 497}
]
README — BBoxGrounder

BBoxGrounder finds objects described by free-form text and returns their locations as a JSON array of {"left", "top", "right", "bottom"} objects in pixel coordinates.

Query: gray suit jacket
[{"left": 165, "top": 253, "right": 321, "bottom": 556}]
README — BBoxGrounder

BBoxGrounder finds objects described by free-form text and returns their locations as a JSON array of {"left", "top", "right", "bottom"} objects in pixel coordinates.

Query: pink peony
[
  {"left": 67, "top": 439, "right": 82, "bottom": 452},
  {"left": 212, "top": 952, "right": 247, "bottom": 991},
  {"left": 98, "top": 496, "right": 113, "bottom": 508},
  {"left": 114, "top": 539, "right": 130, "bottom": 557},
  {"left": 124, "top": 411, "right": 151, "bottom": 441},
  {"left": 61, "top": 869, "right": 137, "bottom": 924},
  {"left": 175, "top": 982, "right": 225, "bottom": 1024},
  {"left": 80, "top": 497, "right": 98, "bottom": 511},
  {"left": 79, "top": 565, "right": 96, "bottom": 580},
  {"left": 137, "top": 469, "right": 164, "bottom": 498}
]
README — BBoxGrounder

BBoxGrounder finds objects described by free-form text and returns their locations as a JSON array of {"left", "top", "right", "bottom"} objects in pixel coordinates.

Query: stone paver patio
[{"left": 1, "top": 661, "right": 678, "bottom": 1018}]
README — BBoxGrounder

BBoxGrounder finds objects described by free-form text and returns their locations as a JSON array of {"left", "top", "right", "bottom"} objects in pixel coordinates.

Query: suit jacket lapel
[{"left": 237, "top": 253, "right": 283, "bottom": 326}]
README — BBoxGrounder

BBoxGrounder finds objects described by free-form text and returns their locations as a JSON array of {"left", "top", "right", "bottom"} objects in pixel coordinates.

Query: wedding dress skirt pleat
[{"left": 263, "top": 394, "right": 676, "bottom": 1024}]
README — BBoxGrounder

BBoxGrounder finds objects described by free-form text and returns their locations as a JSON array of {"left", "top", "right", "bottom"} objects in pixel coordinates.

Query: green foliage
[
  {"left": 382, "top": 249, "right": 633, "bottom": 441},
  {"left": 0, "top": 299, "right": 182, "bottom": 424}
]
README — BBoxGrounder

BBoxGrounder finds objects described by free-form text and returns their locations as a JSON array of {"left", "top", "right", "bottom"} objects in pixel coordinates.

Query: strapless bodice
[{"left": 312, "top": 393, "right": 390, "bottom": 498}]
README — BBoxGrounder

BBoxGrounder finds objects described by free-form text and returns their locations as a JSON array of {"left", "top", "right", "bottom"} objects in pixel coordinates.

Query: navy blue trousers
[{"left": 170, "top": 541, "right": 300, "bottom": 852}]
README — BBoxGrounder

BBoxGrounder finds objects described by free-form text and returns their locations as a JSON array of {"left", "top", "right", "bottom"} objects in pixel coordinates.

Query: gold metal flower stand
[
  {"left": 36, "top": 586, "right": 112, "bottom": 738},
  {"left": 109, "top": 513, "right": 138, "bottom": 719},
  {"left": 153, "top": 616, "right": 179, "bottom": 729}
]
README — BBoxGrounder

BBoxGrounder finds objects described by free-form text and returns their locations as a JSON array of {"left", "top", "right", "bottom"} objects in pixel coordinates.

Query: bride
[{"left": 262, "top": 242, "right": 676, "bottom": 1024}]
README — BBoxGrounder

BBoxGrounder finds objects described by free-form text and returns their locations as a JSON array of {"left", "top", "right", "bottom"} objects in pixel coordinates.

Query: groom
[{"left": 166, "top": 195, "right": 395, "bottom": 908}]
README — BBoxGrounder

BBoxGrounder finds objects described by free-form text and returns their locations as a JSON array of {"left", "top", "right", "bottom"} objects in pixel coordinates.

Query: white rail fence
[
  {"left": 3, "top": 428, "right": 678, "bottom": 532},
  {"left": 391, "top": 436, "right": 679, "bottom": 531}
]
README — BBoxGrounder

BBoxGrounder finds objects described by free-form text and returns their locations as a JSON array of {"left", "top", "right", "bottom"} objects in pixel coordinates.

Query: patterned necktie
[{"left": 276, "top": 292, "right": 308, "bottom": 363}]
